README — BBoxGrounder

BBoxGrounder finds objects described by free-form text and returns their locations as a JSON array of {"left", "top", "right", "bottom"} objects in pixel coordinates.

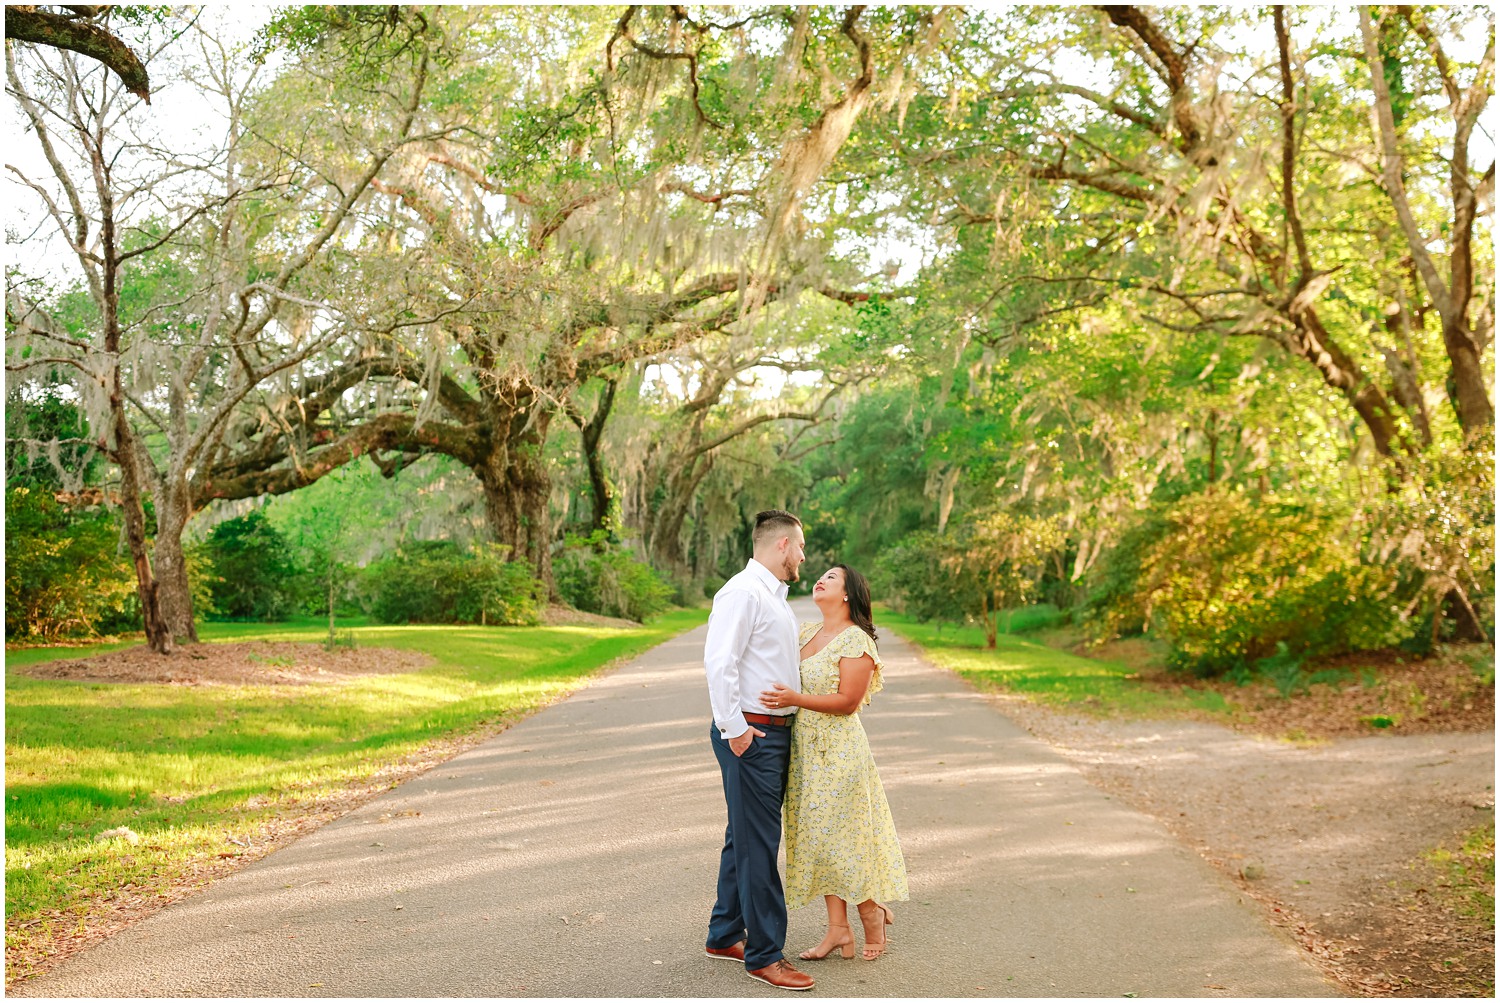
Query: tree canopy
[{"left": 6, "top": 4, "right": 1492, "bottom": 663}]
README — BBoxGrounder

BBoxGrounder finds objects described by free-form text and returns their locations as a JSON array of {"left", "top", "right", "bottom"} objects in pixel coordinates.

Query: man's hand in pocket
[{"left": 729, "top": 726, "right": 766, "bottom": 757}]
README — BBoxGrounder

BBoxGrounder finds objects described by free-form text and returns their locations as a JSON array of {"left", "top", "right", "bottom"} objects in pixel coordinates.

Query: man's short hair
[{"left": 752, "top": 509, "right": 802, "bottom": 547}]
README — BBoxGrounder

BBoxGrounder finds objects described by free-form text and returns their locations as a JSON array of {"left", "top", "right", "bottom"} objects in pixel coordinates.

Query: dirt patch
[
  {"left": 989, "top": 693, "right": 1495, "bottom": 996},
  {"left": 16, "top": 641, "right": 433, "bottom": 686},
  {"left": 539, "top": 604, "right": 640, "bottom": 629}
]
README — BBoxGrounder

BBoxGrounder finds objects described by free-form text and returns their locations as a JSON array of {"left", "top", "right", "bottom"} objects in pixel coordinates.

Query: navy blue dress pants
[{"left": 707, "top": 721, "right": 791, "bottom": 971}]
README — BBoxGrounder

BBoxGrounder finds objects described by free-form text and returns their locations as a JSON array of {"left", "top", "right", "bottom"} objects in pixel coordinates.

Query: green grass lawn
[
  {"left": 4, "top": 609, "right": 707, "bottom": 971},
  {"left": 879, "top": 609, "right": 1231, "bottom": 719}
]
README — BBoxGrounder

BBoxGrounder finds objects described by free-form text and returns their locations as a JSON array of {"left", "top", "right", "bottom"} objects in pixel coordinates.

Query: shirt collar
[{"left": 744, "top": 558, "right": 790, "bottom": 600}]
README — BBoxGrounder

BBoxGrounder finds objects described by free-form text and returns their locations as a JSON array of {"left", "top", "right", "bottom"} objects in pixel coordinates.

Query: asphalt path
[{"left": 15, "top": 601, "right": 1340, "bottom": 997}]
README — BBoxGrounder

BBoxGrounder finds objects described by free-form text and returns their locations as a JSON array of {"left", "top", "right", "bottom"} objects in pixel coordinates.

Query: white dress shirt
[{"left": 704, "top": 558, "right": 802, "bottom": 739}]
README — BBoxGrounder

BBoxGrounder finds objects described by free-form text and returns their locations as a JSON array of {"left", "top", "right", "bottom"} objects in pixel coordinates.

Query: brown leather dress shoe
[
  {"left": 705, "top": 942, "right": 745, "bottom": 962},
  {"left": 746, "top": 959, "right": 815, "bottom": 991}
]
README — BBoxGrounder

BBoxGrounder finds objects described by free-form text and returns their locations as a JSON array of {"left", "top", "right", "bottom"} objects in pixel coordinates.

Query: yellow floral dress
[{"left": 784, "top": 622, "right": 909, "bottom": 909}]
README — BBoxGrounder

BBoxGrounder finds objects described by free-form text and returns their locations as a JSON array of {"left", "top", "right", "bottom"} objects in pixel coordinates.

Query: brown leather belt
[{"left": 743, "top": 713, "right": 794, "bottom": 727}]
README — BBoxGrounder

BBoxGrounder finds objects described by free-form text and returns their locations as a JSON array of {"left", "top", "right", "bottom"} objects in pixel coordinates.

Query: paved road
[{"left": 15, "top": 602, "right": 1340, "bottom": 997}]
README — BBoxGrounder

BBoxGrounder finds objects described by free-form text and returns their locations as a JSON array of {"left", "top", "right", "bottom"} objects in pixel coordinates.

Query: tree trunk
[
  {"left": 1441, "top": 318, "right": 1495, "bottom": 435},
  {"left": 1378, "top": 310, "right": 1434, "bottom": 447},
  {"left": 98, "top": 165, "right": 172, "bottom": 653},
  {"left": 112, "top": 413, "right": 171, "bottom": 654},
  {"left": 647, "top": 453, "right": 714, "bottom": 579},
  {"left": 649, "top": 491, "right": 691, "bottom": 574},
  {"left": 571, "top": 378, "right": 618, "bottom": 536},
  {"left": 1360, "top": 6, "right": 1494, "bottom": 436},
  {"left": 581, "top": 446, "right": 614, "bottom": 536},
  {"left": 981, "top": 590, "right": 998, "bottom": 649},
  {"left": 476, "top": 407, "right": 557, "bottom": 594},
  {"left": 1206, "top": 410, "right": 1220, "bottom": 484},
  {"left": 1286, "top": 305, "right": 1406, "bottom": 456},
  {"left": 151, "top": 489, "right": 198, "bottom": 643}
]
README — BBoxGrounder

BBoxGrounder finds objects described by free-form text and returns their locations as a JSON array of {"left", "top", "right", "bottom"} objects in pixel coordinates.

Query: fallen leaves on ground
[
  {"left": 1129, "top": 646, "right": 1494, "bottom": 740},
  {"left": 15, "top": 641, "right": 434, "bottom": 686}
]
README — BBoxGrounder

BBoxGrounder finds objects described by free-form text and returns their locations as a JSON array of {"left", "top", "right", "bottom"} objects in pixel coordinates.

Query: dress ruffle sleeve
[
  {"left": 799, "top": 621, "right": 821, "bottom": 646},
  {"left": 832, "top": 627, "right": 884, "bottom": 704}
]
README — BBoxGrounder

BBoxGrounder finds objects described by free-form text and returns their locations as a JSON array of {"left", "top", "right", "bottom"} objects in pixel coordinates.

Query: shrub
[
  {"left": 1367, "top": 430, "right": 1494, "bottom": 644},
  {"left": 1255, "top": 641, "right": 1306, "bottom": 698},
  {"left": 199, "top": 511, "right": 297, "bottom": 621},
  {"left": 873, "top": 531, "right": 967, "bottom": 623},
  {"left": 1134, "top": 489, "right": 1406, "bottom": 675},
  {"left": 358, "top": 541, "right": 544, "bottom": 625},
  {"left": 876, "top": 513, "right": 1063, "bottom": 647},
  {"left": 1081, "top": 507, "right": 1176, "bottom": 641},
  {"left": 1002, "top": 603, "right": 1067, "bottom": 635},
  {"left": 184, "top": 545, "right": 219, "bottom": 624},
  {"left": 5, "top": 487, "right": 138, "bottom": 640},
  {"left": 554, "top": 533, "right": 675, "bottom": 622}
]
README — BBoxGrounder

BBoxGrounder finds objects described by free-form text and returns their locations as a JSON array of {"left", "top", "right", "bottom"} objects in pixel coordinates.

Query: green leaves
[
  {"left": 1128, "top": 489, "right": 1408, "bottom": 675},
  {"left": 4, "top": 488, "right": 138, "bottom": 642},
  {"left": 199, "top": 512, "right": 298, "bottom": 622}
]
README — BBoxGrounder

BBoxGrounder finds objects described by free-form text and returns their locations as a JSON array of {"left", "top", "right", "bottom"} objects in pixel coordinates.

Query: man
[{"left": 702, "top": 510, "right": 815, "bottom": 991}]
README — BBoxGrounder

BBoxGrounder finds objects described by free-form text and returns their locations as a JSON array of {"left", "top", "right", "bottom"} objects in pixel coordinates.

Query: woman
[{"left": 761, "top": 564, "right": 909, "bottom": 961}]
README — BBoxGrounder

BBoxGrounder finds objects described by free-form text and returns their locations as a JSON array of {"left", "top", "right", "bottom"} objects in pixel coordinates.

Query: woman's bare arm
[{"left": 761, "top": 654, "right": 875, "bottom": 716}]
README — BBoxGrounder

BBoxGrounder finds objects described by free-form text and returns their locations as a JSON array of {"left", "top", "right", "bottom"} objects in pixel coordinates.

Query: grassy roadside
[
  {"left": 880, "top": 610, "right": 1494, "bottom": 736},
  {"left": 878, "top": 609, "right": 1231, "bottom": 720},
  {"left": 4, "top": 609, "right": 708, "bottom": 981}
]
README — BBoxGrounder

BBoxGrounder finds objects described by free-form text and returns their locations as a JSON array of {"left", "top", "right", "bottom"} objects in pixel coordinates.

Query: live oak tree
[
  {"left": 1359, "top": 5, "right": 1494, "bottom": 436},
  {"left": 5, "top": 14, "right": 435, "bottom": 650},
  {"left": 626, "top": 321, "right": 862, "bottom": 580},
  {"left": 223, "top": 6, "right": 919, "bottom": 590},
  {"left": 5, "top": 5, "right": 1487, "bottom": 650},
  {"left": 775, "top": 5, "right": 1491, "bottom": 642},
  {"left": 901, "top": 4, "right": 1492, "bottom": 460}
]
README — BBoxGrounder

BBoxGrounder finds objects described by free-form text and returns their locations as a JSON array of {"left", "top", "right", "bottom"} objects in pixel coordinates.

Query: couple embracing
[{"left": 702, "top": 510, "right": 909, "bottom": 991}]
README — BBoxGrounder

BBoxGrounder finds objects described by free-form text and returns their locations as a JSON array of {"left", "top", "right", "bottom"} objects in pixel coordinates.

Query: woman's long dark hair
[{"left": 836, "top": 564, "right": 878, "bottom": 643}]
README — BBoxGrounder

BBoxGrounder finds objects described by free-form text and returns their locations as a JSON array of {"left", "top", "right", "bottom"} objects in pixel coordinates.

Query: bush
[
  {"left": 1001, "top": 603, "right": 1067, "bottom": 635},
  {"left": 358, "top": 541, "right": 544, "bottom": 625},
  {"left": 5, "top": 487, "right": 138, "bottom": 640},
  {"left": 1082, "top": 507, "right": 1175, "bottom": 640},
  {"left": 873, "top": 530, "right": 968, "bottom": 623},
  {"left": 875, "top": 513, "right": 1063, "bottom": 647},
  {"left": 1132, "top": 489, "right": 1406, "bottom": 675},
  {"left": 199, "top": 511, "right": 297, "bottom": 621},
  {"left": 1367, "top": 430, "right": 1494, "bottom": 645},
  {"left": 555, "top": 533, "right": 675, "bottom": 622}
]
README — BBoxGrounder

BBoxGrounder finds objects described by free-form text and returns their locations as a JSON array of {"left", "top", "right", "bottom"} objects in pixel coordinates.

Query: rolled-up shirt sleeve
[{"left": 704, "top": 588, "right": 756, "bottom": 739}]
